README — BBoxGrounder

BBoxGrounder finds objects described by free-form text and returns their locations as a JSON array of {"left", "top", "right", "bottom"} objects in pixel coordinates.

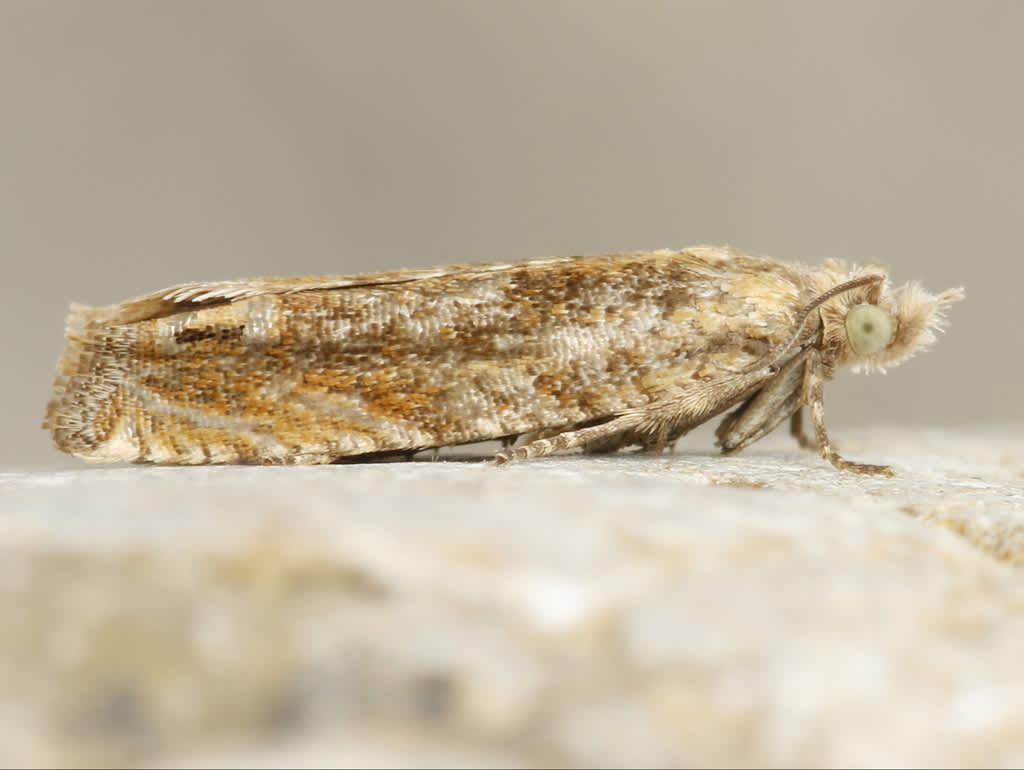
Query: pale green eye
[{"left": 845, "top": 303, "right": 892, "bottom": 356}]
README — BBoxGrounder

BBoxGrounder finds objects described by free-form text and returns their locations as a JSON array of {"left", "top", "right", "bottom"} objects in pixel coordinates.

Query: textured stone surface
[{"left": 3, "top": 426, "right": 1024, "bottom": 768}]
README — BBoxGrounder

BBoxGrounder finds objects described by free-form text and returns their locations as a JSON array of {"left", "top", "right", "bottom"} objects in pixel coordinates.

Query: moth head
[{"left": 820, "top": 267, "right": 964, "bottom": 373}]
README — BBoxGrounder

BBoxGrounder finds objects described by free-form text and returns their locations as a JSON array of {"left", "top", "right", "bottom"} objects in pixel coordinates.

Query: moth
[{"left": 44, "top": 246, "right": 963, "bottom": 474}]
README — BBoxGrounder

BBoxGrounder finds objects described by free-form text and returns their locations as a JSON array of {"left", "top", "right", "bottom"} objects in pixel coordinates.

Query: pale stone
[{"left": 1, "top": 425, "right": 1023, "bottom": 767}]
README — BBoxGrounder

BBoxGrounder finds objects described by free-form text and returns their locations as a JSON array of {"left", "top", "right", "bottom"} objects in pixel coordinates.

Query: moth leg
[
  {"left": 518, "top": 426, "right": 564, "bottom": 445},
  {"left": 498, "top": 405, "right": 702, "bottom": 463},
  {"left": 497, "top": 364, "right": 781, "bottom": 464},
  {"left": 635, "top": 424, "right": 694, "bottom": 455},
  {"left": 789, "top": 408, "right": 816, "bottom": 451},
  {"left": 802, "top": 350, "right": 894, "bottom": 477},
  {"left": 495, "top": 414, "right": 643, "bottom": 464},
  {"left": 582, "top": 430, "right": 636, "bottom": 455},
  {"left": 716, "top": 348, "right": 809, "bottom": 455}
]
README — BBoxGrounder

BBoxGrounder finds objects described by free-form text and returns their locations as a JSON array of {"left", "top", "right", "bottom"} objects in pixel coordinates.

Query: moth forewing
[{"left": 44, "top": 246, "right": 963, "bottom": 473}]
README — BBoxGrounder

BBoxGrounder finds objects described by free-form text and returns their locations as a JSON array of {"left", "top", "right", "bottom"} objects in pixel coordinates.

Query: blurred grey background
[{"left": 2, "top": 0, "right": 1018, "bottom": 469}]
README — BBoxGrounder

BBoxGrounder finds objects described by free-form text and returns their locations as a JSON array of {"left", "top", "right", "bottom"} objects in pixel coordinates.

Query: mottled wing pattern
[
  {"left": 99, "top": 260, "right": 572, "bottom": 325},
  {"left": 46, "top": 248, "right": 813, "bottom": 464}
]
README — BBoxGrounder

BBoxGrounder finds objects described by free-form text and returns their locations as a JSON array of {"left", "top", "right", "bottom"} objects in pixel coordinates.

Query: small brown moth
[{"left": 44, "top": 246, "right": 963, "bottom": 474}]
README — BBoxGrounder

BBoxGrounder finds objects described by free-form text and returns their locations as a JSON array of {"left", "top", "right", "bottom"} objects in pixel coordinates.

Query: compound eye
[{"left": 845, "top": 303, "right": 892, "bottom": 356}]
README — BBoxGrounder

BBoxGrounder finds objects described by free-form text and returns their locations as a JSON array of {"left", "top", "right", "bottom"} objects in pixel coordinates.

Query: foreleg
[
  {"left": 789, "top": 408, "right": 816, "bottom": 451},
  {"left": 802, "top": 349, "right": 894, "bottom": 476}
]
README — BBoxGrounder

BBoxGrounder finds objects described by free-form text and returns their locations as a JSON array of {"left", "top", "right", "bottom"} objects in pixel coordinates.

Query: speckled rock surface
[{"left": 3, "top": 426, "right": 1024, "bottom": 768}]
